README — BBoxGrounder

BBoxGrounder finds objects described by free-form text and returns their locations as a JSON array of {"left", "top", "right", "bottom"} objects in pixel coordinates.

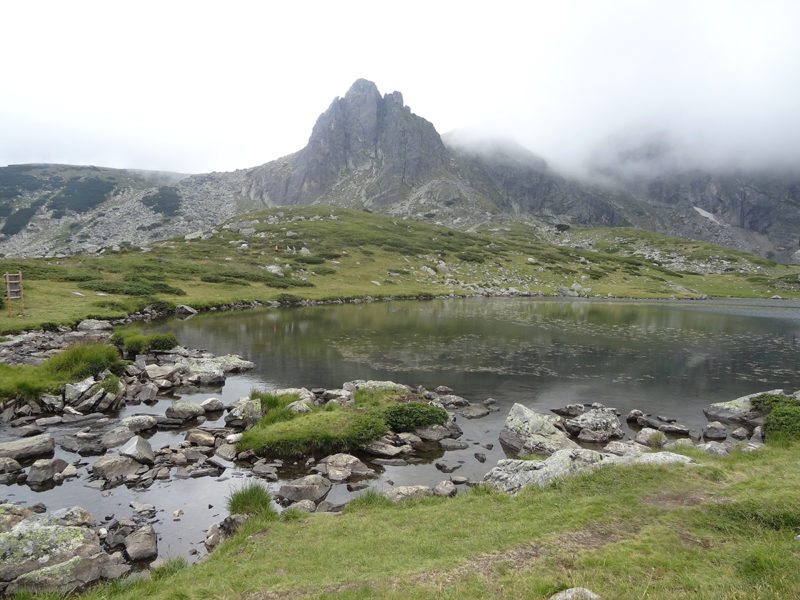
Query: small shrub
[
  {"left": 382, "top": 401, "right": 448, "bottom": 432},
  {"left": 150, "top": 282, "right": 186, "bottom": 296},
  {"left": 294, "top": 255, "right": 325, "bottom": 265},
  {"left": 39, "top": 321, "right": 60, "bottom": 332},
  {"left": 456, "top": 251, "right": 485, "bottom": 263},
  {"left": 44, "top": 343, "right": 123, "bottom": 379},
  {"left": 764, "top": 404, "right": 800, "bottom": 441},
  {"left": 146, "top": 333, "right": 178, "bottom": 351},
  {"left": 750, "top": 393, "right": 794, "bottom": 414},
  {"left": 276, "top": 293, "right": 302, "bottom": 305},
  {"left": 646, "top": 430, "right": 667, "bottom": 449},
  {"left": 123, "top": 335, "right": 145, "bottom": 357}
]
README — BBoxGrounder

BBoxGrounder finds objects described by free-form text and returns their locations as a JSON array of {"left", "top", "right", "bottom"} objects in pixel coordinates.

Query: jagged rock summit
[{"left": 1, "top": 78, "right": 799, "bottom": 261}]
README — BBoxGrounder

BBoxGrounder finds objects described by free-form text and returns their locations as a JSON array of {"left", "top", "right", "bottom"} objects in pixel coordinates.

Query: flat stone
[
  {"left": 433, "top": 480, "right": 457, "bottom": 497},
  {"left": 184, "top": 429, "right": 216, "bottom": 446},
  {"left": 124, "top": 525, "right": 158, "bottom": 561},
  {"left": 499, "top": 403, "right": 578, "bottom": 456},
  {"left": 460, "top": 403, "right": 490, "bottom": 419},
  {"left": 439, "top": 439, "right": 469, "bottom": 451},
  {"left": 26, "top": 458, "right": 68, "bottom": 486},
  {"left": 165, "top": 399, "right": 205, "bottom": 420},
  {"left": 0, "top": 433, "right": 55, "bottom": 461},
  {"left": 277, "top": 474, "right": 331, "bottom": 503}
]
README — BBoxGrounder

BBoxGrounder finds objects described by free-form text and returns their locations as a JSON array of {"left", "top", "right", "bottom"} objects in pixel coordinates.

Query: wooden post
[{"left": 4, "top": 272, "right": 23, "bottom": 316}]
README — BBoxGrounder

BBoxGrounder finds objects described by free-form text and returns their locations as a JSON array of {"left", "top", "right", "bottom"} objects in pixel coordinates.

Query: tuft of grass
[
  {"left": 343, "top": 489, "right": 394, "bottom": 513},
  {"left": 227, "top": 483, "right": 278, "bottom": 520}
]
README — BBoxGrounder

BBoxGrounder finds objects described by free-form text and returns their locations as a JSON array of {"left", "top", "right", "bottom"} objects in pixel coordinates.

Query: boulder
[
  {"left": 119, "top": 436, "right": 154, "bottom": 465},
  {"left": 382, "top": 485, "right": 433, "bottom": 503},
  {"left": 144, "top": 364, "right": 180, "bottom": 381},
  {"left": 0, "top": 433, "right": 55, "bottom": 461},
  {"left": 696, "top": 441, "right": 729, "bottom": 456},
  {"left": 634, "top": 427, "right": 666, "bottom": 448},
  {"left": 552, "top": 403, "right": 587, "bottom": 417},
  {"left": 0, "top": 503, "right": 33, "bottom": 531},
  {"left": 315, "top": 454, "right": 373, "bottom": 482},
  {"left": 224, "top": 397, "right": 262, "bottom": 430},
  {"left": 460, "top": 403, "right": 490, "bottom": 419},
  {"left": 200, "top": 397, "right": 224, "bottom": 412},
  {"left": 121, "top": 415, "right": 158, "bottom": 433},
  {"left": 414, "top": 424, "right": 452, "bottom": 442},
  {"left": 184, "top": 429, "right": 216, "bottom": 446},
  {"left": 635, "top": 414, "right": 691, "bottom": 435},
  {"left": 174, "top": 305, "right": 197, "bottom": 318},
  {"left": 165, "top": 399, "right": 205, "bottom": 421},
  {"left": 702, "top": 421, "right": 728, "bottom": 441},
  {"left": 361, "top": 440, "right": 410, "bottom": 458},
  {"left": 286, "top": 499, "right": 317, "bottom": 513},
  {"left": 499, "top": 403, "right": 578, "bottom": 456},
  {"left": 437, "top": 394, "right": 469, "bottom": 408},
  {"left": 26, "top": 458, "right": 68, "bottom": 487},
  {"left": 215, "top": 444, "right": 238, "bottom": 461},
  {"left": 90, "top": 456, "right": 140, "bottom": 485},
  {"left": 484, "top": 449, "right": 608, "bottom": 493},
  {"left": 730, "top": 427, "right": 750, "bottom": 440},
  {"left": 124, "top": 525, "right": 158, "bottom": 562},
  {"left": 433, "top": 480, "right": 457, "bottom": 497},
  {"left": 100, "top": 426, "right": 134, "bottom": 449},
  {"left": 272, "top": 387, "right": 315, "bottom": 404},
  {"left": 702, "top": 389, "right": 780, "bottom": 427},
  {"left": 277, "top": 474, "right": 332, "bottom": 503},
  {"left": 564, "top": 408, "right": 623, "bottom": 443},
  {"left": 439, "top": 439, "right": 469, "bottom": 451},
  {"left": 76, "top": 319, "right": 112, "bottom": 332},
  {"left": 0, "top": 507, "right": 99, "bottom": 584},
  {"left": 287, "top": 400, "right": 313, "bottom": 414}
]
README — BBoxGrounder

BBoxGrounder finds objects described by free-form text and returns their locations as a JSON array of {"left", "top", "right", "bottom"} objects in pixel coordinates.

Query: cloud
[{"left": 1, "top": 1, "right": 799, "bottom": 175}]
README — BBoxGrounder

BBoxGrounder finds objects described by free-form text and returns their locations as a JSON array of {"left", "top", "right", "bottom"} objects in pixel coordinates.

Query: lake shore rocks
[
  {"left": 499, "top": 403, "right": 579, "bottom": 456},
  {"left": 702, "top": 389, "right": 780, "bottom": 427}
]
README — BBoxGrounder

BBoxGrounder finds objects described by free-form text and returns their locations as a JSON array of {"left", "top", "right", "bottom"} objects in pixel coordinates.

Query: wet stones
[
  {"left": 277, "top": 474, "right": 332, "bottom": 503},
  {"left": 0, "top": 433, "right": 55, "bottom": 461},
  {"left": 313, "top": 453, "right": 373, "bottom": 482},
  {"left": 499, "top": 403, "right": 579, "bottom": 456}
]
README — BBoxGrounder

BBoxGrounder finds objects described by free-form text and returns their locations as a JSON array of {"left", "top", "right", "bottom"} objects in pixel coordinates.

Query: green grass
[
  {"left": 227, "top": 483, "right": 278, "bottom": 520},
  {"left": 238, "top": 406, "right": 388, "bottom": 458},
  {"left": 382, "top": 401, "right": 448, "bottom": 432},
  {"left": 2, "top": 206, "right": 798, "bottom": 334},
  {"left": 0, "top": 342, "right": 123, "bottom": 405},
  {"left": 74, "top": 442, "right": 800, "bottom": 600}
]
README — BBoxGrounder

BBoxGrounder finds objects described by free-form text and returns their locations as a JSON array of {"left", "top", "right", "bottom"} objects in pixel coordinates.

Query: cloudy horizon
[{"left": 2, "top": 0, "right": 799, "bottom": 176}]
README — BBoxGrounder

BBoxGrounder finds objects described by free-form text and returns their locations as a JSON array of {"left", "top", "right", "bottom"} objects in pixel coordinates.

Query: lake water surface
[{"left": 4, "top": 297, "right": 799, "bottom": 561}]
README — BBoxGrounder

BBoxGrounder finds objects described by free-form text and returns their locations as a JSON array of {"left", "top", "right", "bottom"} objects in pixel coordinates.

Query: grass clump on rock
[{"left": 111, "top": 327, "right": 178, "bottom": 357}]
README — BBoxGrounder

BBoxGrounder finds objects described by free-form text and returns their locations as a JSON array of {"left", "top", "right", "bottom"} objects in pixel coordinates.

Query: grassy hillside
[
  {"left": 74, "top": 442, "right": 800, "bottom": 600},
  {"left": 1, "top": 206, "right": 798, "bottom": 333}
]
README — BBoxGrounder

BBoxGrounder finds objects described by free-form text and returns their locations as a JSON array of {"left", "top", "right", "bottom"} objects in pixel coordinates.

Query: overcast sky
[{"left": 2, "top": 0, "right": 799, "bottom": 175}]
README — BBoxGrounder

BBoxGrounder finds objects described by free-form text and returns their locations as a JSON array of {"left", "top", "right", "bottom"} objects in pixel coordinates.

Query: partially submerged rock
[
  {"left": 0, "top": 433, "right": 55, "bottom": 461},
  {"left": 382, "top": 485, "right": 433, "bottom": 503},
  {"left": 499, "top": 403, "right": 578, "bottom": 456},
  {"left": 277, "top": 474, "right": 332, "bottom": 503}
]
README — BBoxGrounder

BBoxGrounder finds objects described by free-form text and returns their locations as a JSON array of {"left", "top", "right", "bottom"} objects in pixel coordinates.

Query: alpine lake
[{"left": 3, "top": 296, "right": 800, "bottom": 561}]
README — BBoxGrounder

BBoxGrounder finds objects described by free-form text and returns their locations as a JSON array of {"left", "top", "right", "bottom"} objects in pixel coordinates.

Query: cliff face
[{"left": 1, "top": 79, "right": 799, "bottom": 262}]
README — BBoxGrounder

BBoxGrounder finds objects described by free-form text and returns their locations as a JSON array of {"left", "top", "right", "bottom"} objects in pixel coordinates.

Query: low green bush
[
  {"left": 382, "top": 401, "right": 448, "bottom": 432},
  {"left": 113, "top": 328, "right": 178, "bottom": 357},
  {"left": 749, "top": 393, "right": 800, "bottom": 441}
]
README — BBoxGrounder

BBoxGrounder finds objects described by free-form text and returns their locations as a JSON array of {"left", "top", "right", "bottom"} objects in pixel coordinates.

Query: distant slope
[{"left": 1, "top": 79, "right": 799, "bottom": 262}]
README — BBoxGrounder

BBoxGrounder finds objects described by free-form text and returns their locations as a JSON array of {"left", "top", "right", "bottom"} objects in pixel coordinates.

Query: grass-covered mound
[
  {"left": 0, "top": 342, "right": 123, "bottom": 404},
  {"left": 110, "top": 327, "right": 178, "bottom": 358},
  {"left": 237, "top": 389, "right": 448, "bottom": 458}
]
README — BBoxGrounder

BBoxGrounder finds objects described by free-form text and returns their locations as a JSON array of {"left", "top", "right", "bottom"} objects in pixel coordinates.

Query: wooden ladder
[{"left": 4, "top": 272, "right": 23, "bottom": 316}]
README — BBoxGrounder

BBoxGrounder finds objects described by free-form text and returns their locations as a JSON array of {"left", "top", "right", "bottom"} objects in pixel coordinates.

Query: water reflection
[{"left": 148, "top": 297, "right": 800, "bottom": 428}]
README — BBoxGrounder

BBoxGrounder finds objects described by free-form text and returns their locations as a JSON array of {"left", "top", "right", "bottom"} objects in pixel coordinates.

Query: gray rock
[
  {"left": 287, "top": 400, "right": 312, "bottom": 414},
  {"left": 0, "top": 433, "right": 55, "bottom": 461},
  {"left": 165, "top": 399, "right": 205, "bottom": 421},
  {"left": 286, "top": 499, "right": 317, "bottom": 513},
  {"left": 0, "top": 457, "right": 23, "bottom": 474},
  {"left": 200, "top": 397, "right": 224, "bottom": 412},
  {"left": 703, "top": 389, "right": 780, "bottom": 427},
  {"left": 26, "top": 458, "right": 68, "bottom": 486},
  {"left": 634, "top": 427, "right": 666, "bottom": 448},
  {"left": 224, "top": 397, "right": 262, "bottom": 430},
  {"left": 277, "top": 474, "right": 332, "bottom": 503},
  {"left": 184, "top": 429, "right": 216, "bottom": 446},
  {"left": 100, "top": 426, "right": 134, "bottom": 449},
  {"left": 460, "top": 403, "right": 490, "bottom": 419},
  {"left": 0, "top": 503, "right": 33, "bottom": 531},
  {"left": 315, "top": 453, "right": 373, "bottom": 482},
  {"left": 174, "top": 305, "right": 197, "bottom": 318},
  {"left": 414, "top": 424, "right": 452, "bottom": 442},
  {"left": 439, "top": 438, "right": 469, "bottom": 451},
  {"left": 361, "top": 441, "right": 410, "bottom": 458},
  {"left": 215, "top": 444, "right": 238, "bottom": 461},
  {"left": 703, "top": 421, "right": 728, "bottom": 441},
  {"left": 124, "top": 525, "right": 158, "bottom": 562},
  {"left": 750, "top": 426, "right": 764, "bottom": 444},
  {"left": 144, "top": 363, "right": 180, "bottom": 381},
  {"left": 76, "top": 319, "right": 112, "bottom": 332},
  {"left": 552, "top": 403, "right": 587, "bottom": 417},
  {"left": 499, "top": 403, "right": 578, "bottom": 456},
  {"left": 731, "top": 427, "right": 750, "bottom": 440},
  {"left": 564, "top": 408, "right": 623, "bottom": 443},
  {"left": 90, "top": 456, "right": 140, "bottom": 485},
  {"left": 437, "top": 394, "right": 469, "bottom": 408},
  {"left": 382, "top": 485, "right": 433, "bottom": 503},
  {"left": 252, "top": 463, "right": 278, "bottom": 480},
  {"left": 433, "top": 480, "right": 457, "bottom": 497},
  {"left": 121, "top": 414, "right": 158, "bottom": 433},
  {"left": 204, "top": 523, "right": 220, "bottom": 550},
  {"left": 119, "top": 436, "right": 154, "bottom": 465},
  {"left": 696, "top": 441, "right": 729, "bottom": 456},
  {"left": 484, "top": 449, "right": 608, "bottom": 493}
]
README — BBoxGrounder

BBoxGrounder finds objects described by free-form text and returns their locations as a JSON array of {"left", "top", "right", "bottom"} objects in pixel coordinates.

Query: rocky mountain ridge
[{"left": 1, "top": 79, "right": 799, "bottom": 262}]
